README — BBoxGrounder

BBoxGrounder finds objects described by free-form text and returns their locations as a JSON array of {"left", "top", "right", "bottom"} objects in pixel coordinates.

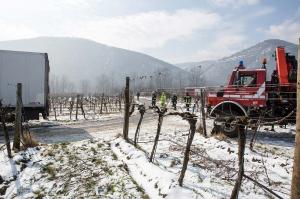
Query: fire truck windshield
[{"left": 234, "top": 73, "right": 257, "bottom": 87}]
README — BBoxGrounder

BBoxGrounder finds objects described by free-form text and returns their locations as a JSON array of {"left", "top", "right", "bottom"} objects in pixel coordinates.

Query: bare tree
[{"left": 80, "top": 79, "right": 90, "bottom": 96}]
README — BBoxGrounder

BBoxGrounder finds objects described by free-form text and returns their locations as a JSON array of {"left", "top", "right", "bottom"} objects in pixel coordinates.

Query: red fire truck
[{"left": 207, "top": 47, "right": 297, "bottom": 137}]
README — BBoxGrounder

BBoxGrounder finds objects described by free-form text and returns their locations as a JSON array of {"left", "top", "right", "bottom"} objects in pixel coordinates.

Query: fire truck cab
[{"left": 208, "top": 68, "right": 267, "bottom": 109}]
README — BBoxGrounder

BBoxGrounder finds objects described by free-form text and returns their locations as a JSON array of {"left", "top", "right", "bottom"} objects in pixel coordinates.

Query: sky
[{"left": 0, "top": 0, "right": 299, "bottom": 63}]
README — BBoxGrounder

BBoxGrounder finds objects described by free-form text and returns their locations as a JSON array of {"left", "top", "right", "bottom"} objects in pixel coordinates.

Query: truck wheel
[
  {"left": 214, "top": 116, "right": 244, "bottom": 138},
  {"left": 222, "top": 117, "right": 240, "bottom": 138}
]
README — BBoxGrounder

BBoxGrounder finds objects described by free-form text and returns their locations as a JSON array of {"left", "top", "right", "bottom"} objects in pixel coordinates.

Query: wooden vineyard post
[
  {"left": 75, "top": 94, "right": 79, "bottom": 120},
  {"left": 291, "top": 38, "right": 300, "bottom": 199},
  {"left": 60, "top": 99, "right": 62, "bottom": 114},
  {"left": 149, "top": 110, "right": 164, "bottom": 162},
  {"left": 69, "top": 97, "right": 74, "bottom": 120},
  {"left": 178, "top": 115, "right": 197, "bottom": 186},
  {"left": 13, "top": 83, "right": 22, "bottom": 151},
  {"left": 230, "top": 121, "right": 246, "bottom": 199},
  {"left": 80, "top": 96, "right": 86, "bottom": 119},
  {"left": 100, "top": 93, "right": 104, "bottom": 114},
  {"left": 149, "top": 107, "right": 167, "bottom": 163},
  {"left": 0, "top": 107, "right": 12, "bottom": 158},
  {"left": 134, "top": 105, "right": 146, "bottom": 146},
  {"left": 200, "top": 89, "right": 207, "bottom": 137},
  {"left": 54, "top": 106, "right": 57, "bottom": 121},
  {"left": 123, "top": 77, "right": 130, "bottom": 141},
  {"left": 119, "top": 93, "right": 122, "bottom": 112}
]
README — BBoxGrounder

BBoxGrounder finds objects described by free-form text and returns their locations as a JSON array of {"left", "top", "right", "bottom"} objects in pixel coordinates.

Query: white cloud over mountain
[
  {"left": 210, "top": 0, "right": 260, "bottom": 7},
  {"left": 0, "top": 0, "right": 298, "bottom": 63},
  {"left": 266, "top": 7, "right": 300, "bottom": 43},
  {"left": 71, "top": 10, "right": 220, "bottom": 50}
]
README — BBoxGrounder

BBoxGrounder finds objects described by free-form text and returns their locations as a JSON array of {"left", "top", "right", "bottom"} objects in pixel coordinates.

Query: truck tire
[
  {"left": 222, "top": 117, "right": 244, "bottom": 138},
  {"left": 213, "top": 113, "right": 245, "bottom": 138},
  {"left": 210, "top": 101, "right": 247, "bottom": 138}
]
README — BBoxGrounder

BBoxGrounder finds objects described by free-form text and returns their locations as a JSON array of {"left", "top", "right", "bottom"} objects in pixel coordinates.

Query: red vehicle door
[{"left": 224, "top": 69, "right": 266, "bottom": 107}]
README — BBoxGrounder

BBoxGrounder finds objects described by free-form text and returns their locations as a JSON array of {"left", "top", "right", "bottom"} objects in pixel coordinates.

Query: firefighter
[
  {"left": 236, "top": 60, "right": 245, "bottom": 69},
  {"left": 184, "top": 92, "right": 192, "bottom": 111},
  {"left": 271, "top": 70, "right": 279, "bottom": 84},
  {"left": 151, "top": 91, "right": 157, "bottom": 107},
  {"left": 160, "top": 92, "right": 167, "bottom": 107},
  {"left": 194, "top": 94, "right": 200, "bottom": 112},
  {"left": 261, "top": 58, "right": 267, "bottom": 69},
  {"left": 171, "top": 93, "right": 177, "bottom": 110},
  {"left": 137, "top": 91, "right": 140, "bottom": 101}
]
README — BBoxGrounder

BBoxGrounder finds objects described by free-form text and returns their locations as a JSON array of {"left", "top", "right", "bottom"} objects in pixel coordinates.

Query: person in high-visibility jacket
[{"left": 160, "top": 92, "right": 167, "bottom": 107}]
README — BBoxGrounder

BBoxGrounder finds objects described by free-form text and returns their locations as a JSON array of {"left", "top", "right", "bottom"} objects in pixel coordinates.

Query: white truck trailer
[{"left": 0, "top": 50, "right": 50, "bottom": 120}]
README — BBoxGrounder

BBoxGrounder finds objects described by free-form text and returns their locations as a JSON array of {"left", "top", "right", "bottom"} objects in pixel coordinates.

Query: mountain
[
  {"left": 176, "top": 39, "right": 298, "bottom": 86},
  {"left": 176, "top": 60, "right": 216, "bottom": 71},
  {"left": 0, "top": 37, "right": 188, "bottom": 93}
]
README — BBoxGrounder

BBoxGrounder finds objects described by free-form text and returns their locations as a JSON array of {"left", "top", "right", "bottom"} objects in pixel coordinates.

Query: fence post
[
  {"left": 1, "top": 110, "right": 12, "bottom": 158},
  {"left": 119, "top": 93, "right": 122, "bottom": 112},
  {"left": 75, "top": 94, "right": 79, "bottom": 120},
  {"left": 149, "top": 110, "right": 164, "bottom": 162},
  {"left": 100, "top": 93, "right": 104, "bottom": 114},
  {"left": 80, "top": 96, "right": 86, "bottom": 119},
  {"left": 13, "top": 83, "right": 22, "bottom": 151},
  {"left": 291, "top": 38, "right": 300, "bottom": 199},
  {"left": 230, "top": 121, "right": 246, "bottom": 199},
  {"left": 123, "top": 77, "right": 130, "bottom": 141},
  {"left": 178, "top": 116, "right": 197, "bottom": 186},
  {"left": 200, "top": 89, "right": 207, "bottom": 137},
  {"left": 134, "top": 105, "right": 146, "bottom": 146}
]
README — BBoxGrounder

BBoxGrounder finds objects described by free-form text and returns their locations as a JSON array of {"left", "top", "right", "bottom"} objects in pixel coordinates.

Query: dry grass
[
  {"left": 214, "top": 133, "right": 228, "bottom": 141},
  {"left": 196, "top": 124, "right": 203, "bottom": 134},
  {"left": 22, "top": 131, "right": 39, "bottom": 149}
]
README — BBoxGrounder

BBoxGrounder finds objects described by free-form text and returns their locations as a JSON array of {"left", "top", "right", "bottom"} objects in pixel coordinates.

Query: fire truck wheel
[
  {"left": 222, "top": 117, "right": 243, "bottom": 138},
  {"left": 213, "top": 116, "right": 244, "bottom": 138}
]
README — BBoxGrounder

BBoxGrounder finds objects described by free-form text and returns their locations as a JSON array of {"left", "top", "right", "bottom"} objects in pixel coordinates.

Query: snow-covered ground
[
  {"left": 114, "top": 108, "right": 295, "bottom": 199},
  {"left": 0, "top": 106, "right": 296, "bottom": 199},
  {"left": 1, "top": 138, "right": 148, "bottom": 198},
  {"left": 27, "top": 111, "right": 124, "bottom": 128}
]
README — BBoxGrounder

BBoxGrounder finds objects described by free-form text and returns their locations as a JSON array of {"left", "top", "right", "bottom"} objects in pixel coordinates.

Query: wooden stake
[
  {"left": 100, "top": 93, "right": 104, "bottom": 114},
  {"left": 230, "top": 123, "right": 246, "bottom": 199},
  {"left": 134, "top": 105, "right": 145, "bottom": 146},
  {"left": 291, "top": 38, "right": 300, "bottom": 199},
  {"left": 13, "top": 83, "right": 22, "bottom": 151},
  {"left": 178, "top": 117, "right": 197, "bottom": 186},
  {"left": 123, "top": 77, "right": 130, "bottom": 141},
  {"left": 149, "top": 109, "right": 164, "bottom": 162},
  {"left": 75, "top": 94, "right": 79, "bottom": 120},
  {"left": 1, "top": 109, "right": 12, "bottom": 158},
  {"left": 200, "top": 89, "right": 207, "bottom": 137}
]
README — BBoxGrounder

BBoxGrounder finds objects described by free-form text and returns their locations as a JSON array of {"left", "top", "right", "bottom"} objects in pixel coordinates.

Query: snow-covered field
[
  {"left": 28, "top": 111, "right": 124, "bottom": 128},
  {"left": 119, "top": 114, "right": 295, "bottom": 199},
  {"left": 1, "top": 138, "right": 148, "bottom": 198},
  {"left": 0, "top": 106, "right": 296, "bottom": 199}
]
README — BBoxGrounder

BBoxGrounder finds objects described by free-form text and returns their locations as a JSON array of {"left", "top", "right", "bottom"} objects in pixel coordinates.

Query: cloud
[
  {"left": 196, "top": 32, "right": 246, "bottom": 60},
  {"left": 69, "top": 10, "right": 221, "bottom": 50},
  {"left": 0, "top": 21, "right": 38, "bottom": 40},
  {"left": 253, "top": 6, "right": 275, "bottom": 17},
  {"left": 210, "top": 0, "right": 260, "bottom": 7},
  {"left": 0, "top": 4, "right": 220, "bottom": 51},
  {"left": 266, "top": 8, "right": 300, "bottom": 43}
]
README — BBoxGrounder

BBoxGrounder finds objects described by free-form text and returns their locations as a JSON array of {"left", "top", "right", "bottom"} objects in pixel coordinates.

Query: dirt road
[
  {"left": 28, "top": 110, "right": 156, "bottom": 143},
  {"left": 27, "top": 98, "right": 157, "bottom": 143}
]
